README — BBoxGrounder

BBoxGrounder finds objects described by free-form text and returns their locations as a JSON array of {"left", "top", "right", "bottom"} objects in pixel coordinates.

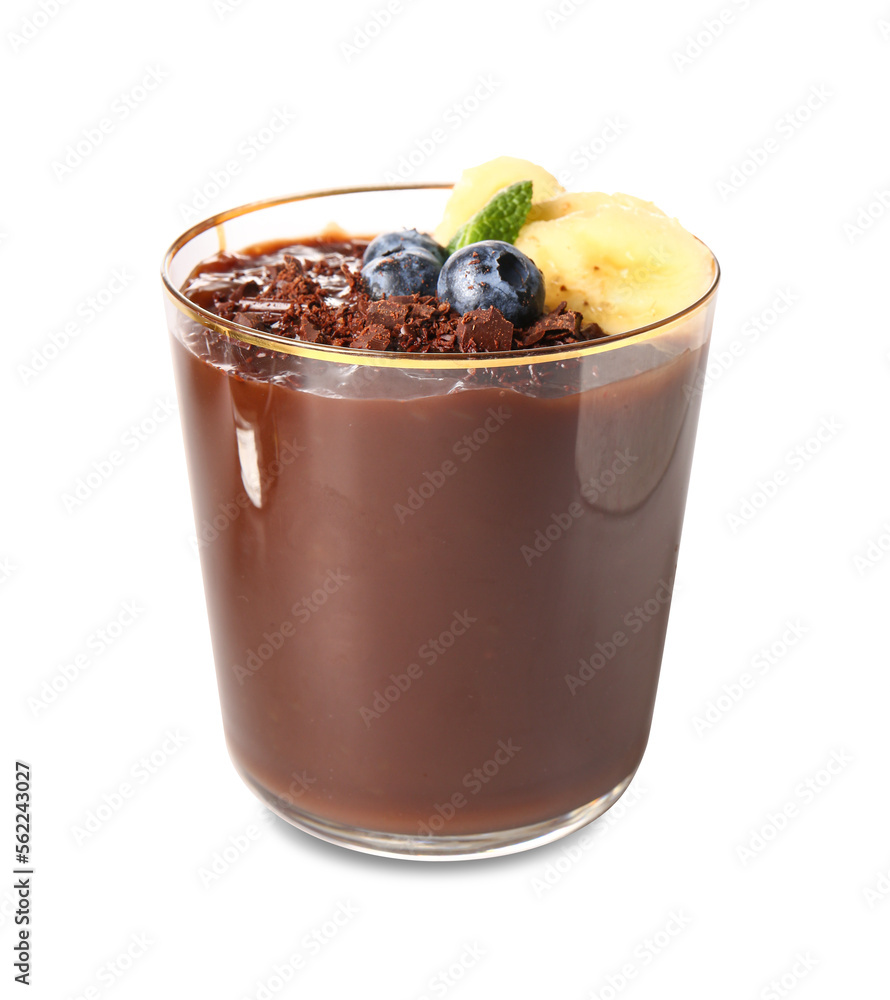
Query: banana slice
[
  {"left": 434, "top": 156, "right": 563, "bottom": 246},
  {"left": 515, "top": 194, "right": 714, "bottom": 334},
  {"left": 525, "top": 191, "right": 664, "bottom": 223}
]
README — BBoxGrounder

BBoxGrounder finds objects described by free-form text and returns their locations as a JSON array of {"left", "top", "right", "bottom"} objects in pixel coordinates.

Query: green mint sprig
[{"left": 446, "top": 180, "right": 533, "bottom": 254}]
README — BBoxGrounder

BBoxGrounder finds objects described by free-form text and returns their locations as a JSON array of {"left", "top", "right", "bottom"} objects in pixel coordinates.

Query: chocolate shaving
[
  {"left": 520, "top": 302, "right": 581, "bottom": 347},
  {"left": 187, "top": 239, "right": 598, "bottom": 355},
  {"left": 240, "top": 299, "right": 298, "bottom": 312},
  {"left": 579, "top": 321, "right": 605, "bottom": 341}
]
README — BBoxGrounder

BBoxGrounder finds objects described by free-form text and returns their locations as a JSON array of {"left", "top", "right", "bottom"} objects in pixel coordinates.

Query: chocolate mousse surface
[{"left": 182, "top": 237, "right": 603, "bottom": 354}]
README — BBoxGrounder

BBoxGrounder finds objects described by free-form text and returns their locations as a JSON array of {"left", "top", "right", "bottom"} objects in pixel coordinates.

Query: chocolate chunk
[
  {"left": 351, "top": 325, "right": 392, "bottom": 351},
  {"left": 226, "top": 279, "right": 260, "bottom": 304},
  {"left": 456, "top": 307, "right": 514, "bottom": 353},
  {"left": 367, "top": 300, "right": 409, "bottom": 329},
  {"left": 234, "top": 312, "right": 267, "bottom": 330},
  {"left": 299, "top": 316, "right": 323, "bottom": 343},
  {"left": 407, "top": 302, "right": 436, "bottom": 322}
]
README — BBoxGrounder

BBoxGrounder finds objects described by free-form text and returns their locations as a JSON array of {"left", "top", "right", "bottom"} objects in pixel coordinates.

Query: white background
[{"left": 3, "top": 0, "right": 890, "bottom": 997}]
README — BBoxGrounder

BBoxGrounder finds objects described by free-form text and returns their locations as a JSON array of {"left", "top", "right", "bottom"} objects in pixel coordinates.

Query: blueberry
[
  {"left": 363, "top": 229, "right": 447, "bottom": 266},
  {"left": 437, "top": 241, "right": 545, "bottom": 326},
  {"left": 361, "top": 248, "right": 441, "bottom": 299}
]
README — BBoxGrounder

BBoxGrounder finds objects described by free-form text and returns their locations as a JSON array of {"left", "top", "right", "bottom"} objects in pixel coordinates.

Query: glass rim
[{"left": 161, "top": 183, "right": 721, "bottom": 371}]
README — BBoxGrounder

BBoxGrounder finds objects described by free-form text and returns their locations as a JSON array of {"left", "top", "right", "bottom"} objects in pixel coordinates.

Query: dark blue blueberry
[
  {"left": 361, "top": 248, "right": 441, "bottom": 299},
  {"left": 436, "top": 241, "right": 545, "bottom": 326},
  {"left": 363, "top": 229, "right": 448, "bottom": 266}
]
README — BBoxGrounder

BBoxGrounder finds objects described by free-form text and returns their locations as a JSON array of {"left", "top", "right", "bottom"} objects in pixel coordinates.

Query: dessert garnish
[
  {"left": 437, "top": 241, "right": 544, "bottom": 327},
  {"left": 185, "top": 156, "right": 714, "bottom": 353}
]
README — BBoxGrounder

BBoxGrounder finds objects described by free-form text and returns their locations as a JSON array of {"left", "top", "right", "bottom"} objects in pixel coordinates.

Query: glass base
[{"left": 236, "top": 764, "right": 637, "bottom": 861}]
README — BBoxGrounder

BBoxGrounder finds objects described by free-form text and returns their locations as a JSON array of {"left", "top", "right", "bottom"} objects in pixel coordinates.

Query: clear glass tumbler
[{"left": 162, "top": 185, "right": 719, "bottom": 860}]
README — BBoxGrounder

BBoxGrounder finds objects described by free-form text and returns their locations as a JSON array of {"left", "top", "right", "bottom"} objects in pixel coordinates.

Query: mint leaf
[{"left": 446, "top": 180, "right": 533, "bottom": 254}]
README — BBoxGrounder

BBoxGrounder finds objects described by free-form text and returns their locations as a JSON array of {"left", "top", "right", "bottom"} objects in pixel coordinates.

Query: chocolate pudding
[{"left": 168, "top": 233, "right": 714, "bottom": 850}]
